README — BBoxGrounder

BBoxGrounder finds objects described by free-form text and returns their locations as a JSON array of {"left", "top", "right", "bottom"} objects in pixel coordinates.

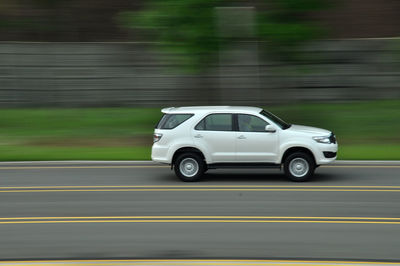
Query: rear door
[
  {"left": 235, "top": 114, "right": 279, "bottom": 162},
  {"left": 192, "top": 113, "right": 236, "bottom": 163}
]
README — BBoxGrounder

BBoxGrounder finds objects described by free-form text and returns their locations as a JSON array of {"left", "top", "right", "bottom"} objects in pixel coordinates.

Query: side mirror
[{"left": 265, "top": 125, "right": 276, "bottom": 133}]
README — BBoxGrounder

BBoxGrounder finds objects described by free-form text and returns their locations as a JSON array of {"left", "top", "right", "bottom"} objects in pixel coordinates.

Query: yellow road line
[
  {"left": 1, "top": 216, "right": 400, "bottom": 225},
  {"left": 1, "top": 216, "right": 399, "bottom": 220},
  {"left": 1, "top": 219, "right": 400, "bottom": 225},
  {"left": 1, "top": 188, "right": 400, "bottom": 192}
]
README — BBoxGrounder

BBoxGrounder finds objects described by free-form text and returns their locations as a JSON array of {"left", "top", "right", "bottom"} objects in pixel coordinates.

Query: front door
[{"left": 235, "top": 114, "right": 279, "bottom": 162}]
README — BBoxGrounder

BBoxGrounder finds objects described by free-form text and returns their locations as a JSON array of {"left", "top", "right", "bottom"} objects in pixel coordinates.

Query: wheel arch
[
  {"left": 280, "top": 146, "right": 316, "bottom": 165},
  {"left": 171, "top": 147, "right": 207, "bottom": 168}
]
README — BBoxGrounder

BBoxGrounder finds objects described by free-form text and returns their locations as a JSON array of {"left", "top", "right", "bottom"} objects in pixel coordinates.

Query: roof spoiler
[{"left": 161, "top": 107, "right": 175, "bottom": 113}]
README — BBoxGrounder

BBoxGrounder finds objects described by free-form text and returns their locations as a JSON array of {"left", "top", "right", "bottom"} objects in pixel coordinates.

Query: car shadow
[
  {"left": 203, "top": 171, "right": 341, "bottom": 183},
  {"left": 160, "top": 170, "right": 340, "bottom": 183},
  {"left": 201, "top": 172, "right": 286, "bottom": 182}
]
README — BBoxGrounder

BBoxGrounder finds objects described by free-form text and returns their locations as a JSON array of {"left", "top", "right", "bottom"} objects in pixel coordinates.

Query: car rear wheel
[
  {"left": 174, "top": 153, "right": 205, "bottom": 182},
  {"left": 283, "top": 152, "right": 315, "bottom": 182}
]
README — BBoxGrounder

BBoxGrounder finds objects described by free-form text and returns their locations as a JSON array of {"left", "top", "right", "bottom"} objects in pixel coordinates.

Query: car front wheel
[
  {"left": 174, "top": 153, "right": 205, "bottom": 182},
  {"left": 283, "top": 152, "right": 315, "bottom": 182}
]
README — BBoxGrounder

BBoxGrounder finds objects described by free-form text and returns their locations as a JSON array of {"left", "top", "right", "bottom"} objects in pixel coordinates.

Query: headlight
[{"left": 312, "top": 136, "right": 331, "bottom": 144}]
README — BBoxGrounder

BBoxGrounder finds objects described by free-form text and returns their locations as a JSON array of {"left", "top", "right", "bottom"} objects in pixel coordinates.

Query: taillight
[{"left": 153, "top": 133, "right": 163, "bottom": 143}]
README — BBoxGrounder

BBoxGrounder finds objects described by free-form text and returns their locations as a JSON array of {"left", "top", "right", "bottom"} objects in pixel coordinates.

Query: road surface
[{"left": 0, "top": 161, "right": 399, "bottom": 262}]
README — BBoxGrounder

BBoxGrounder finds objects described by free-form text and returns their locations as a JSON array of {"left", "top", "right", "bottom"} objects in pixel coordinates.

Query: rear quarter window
[{"left": 156, "top": 114, "right": 193, "bottom": 129}]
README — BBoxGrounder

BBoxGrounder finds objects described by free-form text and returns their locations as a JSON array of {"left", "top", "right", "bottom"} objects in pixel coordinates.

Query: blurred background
[{"left": 0, "top": 0, "right": 399, "bottom": 161}]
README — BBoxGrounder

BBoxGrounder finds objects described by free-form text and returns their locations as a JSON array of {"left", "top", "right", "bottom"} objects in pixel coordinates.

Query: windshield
[{"left": 260, "top": 110, "right": 291, "bottom": 129}]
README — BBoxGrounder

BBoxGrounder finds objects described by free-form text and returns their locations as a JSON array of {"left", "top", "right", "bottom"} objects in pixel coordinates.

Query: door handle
[
  {"left": 237, "top": 135, "right": 246, "bottom": 139},
  {"left": 194, "top": 134, "right": 203, "bottom": 138}
]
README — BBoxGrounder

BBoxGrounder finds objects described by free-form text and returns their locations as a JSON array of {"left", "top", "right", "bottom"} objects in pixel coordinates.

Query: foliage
[
  {"left": 119, "top": 0, "right": 224, "bottom": 72},
  {"left": 119, "top": 0, "right": 327, "bottom": 71},
  {"left": 257, "top": 4, "right": 325, "bottom": 58}
]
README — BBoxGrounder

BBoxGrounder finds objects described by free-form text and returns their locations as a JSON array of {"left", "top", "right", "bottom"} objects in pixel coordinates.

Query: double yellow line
[
  {"left": 1, "top": 185, "right": 400, "bottom": 193},
  {"left": 1, "top": 216, "right": 400, "bottom": 225}
]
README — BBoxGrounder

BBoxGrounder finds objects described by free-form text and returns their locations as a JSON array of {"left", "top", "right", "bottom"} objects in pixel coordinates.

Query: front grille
[
  {"left": 329, "top": 132, "right": 336, "bottom": 144},
  {"left": 323, "top": 151, "right": 337, "bottom": 158}
]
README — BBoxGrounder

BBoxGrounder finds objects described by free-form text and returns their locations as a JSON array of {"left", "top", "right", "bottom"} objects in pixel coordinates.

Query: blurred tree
[
  {"left": 257, "top": 0, "right": 327, "bottom": 56},
  {"left": 118, "top": 0, "right": 327, "bottom": 72},
  {"left": 119, "top": 0, "right": 224, "bottom": 72}
]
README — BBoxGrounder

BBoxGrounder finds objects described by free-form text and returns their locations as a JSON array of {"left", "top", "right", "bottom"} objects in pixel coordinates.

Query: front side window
[
  {"left": 195, "top": 114, "right": 232, "bottom": 131},
  {"left": 156, "top": 114, "right": 193, "bottom": 129},
  {"left": 238, "top": 114, "right": 268, "bottom": 132}
]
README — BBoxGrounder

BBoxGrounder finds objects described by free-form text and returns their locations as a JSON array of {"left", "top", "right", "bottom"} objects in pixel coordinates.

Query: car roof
[{"left": 161, "top": 106, "right": 263, "bottom": 114}]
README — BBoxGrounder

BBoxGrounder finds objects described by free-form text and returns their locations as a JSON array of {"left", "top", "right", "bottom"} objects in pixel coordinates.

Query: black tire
[
  {"left": 283, "top": 152, "right": 315, "bottom": 182},
  {"left": 174, "top": 153, "right": 205, "bottom": 182}
]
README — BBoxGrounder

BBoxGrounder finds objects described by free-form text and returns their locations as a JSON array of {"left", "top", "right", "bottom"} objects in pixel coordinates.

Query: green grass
[
  {"left": 0, "top": 100, "right": 399, "bottom": 161},
  {"left": 0, "top": 146, "right": 150, "bottom": 161},
  {"left": 268, "top": 100, "right": 400, "bottom": 145},
  {"left": 338, "top": 145, "right": 400, "bottom": 160},
  {"left": 0, "top": 108, "right": 162, "bottom": 138}
]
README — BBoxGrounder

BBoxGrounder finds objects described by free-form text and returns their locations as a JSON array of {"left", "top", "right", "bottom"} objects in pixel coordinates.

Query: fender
[
  {"left": 168, "top": 143, "right": 211, "bottom": 164},
  {"left": 278, "top": 140, "right": 318, "bottom": 164}
]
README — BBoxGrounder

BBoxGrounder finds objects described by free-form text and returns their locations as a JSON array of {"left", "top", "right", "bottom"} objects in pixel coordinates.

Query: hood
[{"left": 288, "top": 124, "right": 331, "bottom": 135}]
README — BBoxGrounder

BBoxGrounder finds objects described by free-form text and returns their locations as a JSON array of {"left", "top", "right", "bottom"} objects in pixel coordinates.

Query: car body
[{"left": 152, "top": 106, "right": 338, "bottom": 181}]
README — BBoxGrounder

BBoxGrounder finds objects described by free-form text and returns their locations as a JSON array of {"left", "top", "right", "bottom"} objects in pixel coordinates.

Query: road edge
[{"left": 0, "top": 160, "right": 399, "bottom": 166}]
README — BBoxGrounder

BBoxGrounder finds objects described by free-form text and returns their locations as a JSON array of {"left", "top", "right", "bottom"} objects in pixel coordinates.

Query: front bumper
[{"left": 315, "top": 142, "right": 338, "bottom": 165}]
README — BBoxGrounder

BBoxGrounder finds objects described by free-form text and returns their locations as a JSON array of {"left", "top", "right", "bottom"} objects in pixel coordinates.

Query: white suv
[{"left": 152, "top": 106, "right": 337, "bottom": 182}]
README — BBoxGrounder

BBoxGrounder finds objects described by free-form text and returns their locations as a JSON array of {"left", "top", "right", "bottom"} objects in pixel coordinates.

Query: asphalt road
[{"left": 0, "top": 161, "right": 400, "bottom": 262}]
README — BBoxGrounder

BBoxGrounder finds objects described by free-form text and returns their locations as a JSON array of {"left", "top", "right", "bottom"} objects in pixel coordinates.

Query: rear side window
[
  {"left": 156, "top": 114, "right": 193, "bottom": 129},
  {"left": 195, "top": 114, "right": 233, "bottom": 131}
]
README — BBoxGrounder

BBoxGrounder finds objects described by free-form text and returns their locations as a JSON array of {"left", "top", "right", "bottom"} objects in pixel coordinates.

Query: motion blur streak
[
  {"left": 0, "top": 1, "right": 399, "bottom": 163},
  {"left": 2, "top": 188, "right": 400, "bottom": 193},
  {"left": 1, "top": 260, "right": 400, "bottom": 266},
  {"left": 1, "top": 0, "right": 400, "bottom": 263}
]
